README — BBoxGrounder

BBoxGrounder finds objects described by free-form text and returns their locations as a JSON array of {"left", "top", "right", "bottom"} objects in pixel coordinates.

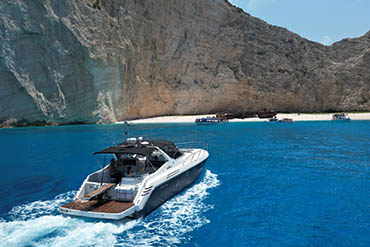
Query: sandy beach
[{"left": 123, "top": 113, "right": 370, "bottom": 124}]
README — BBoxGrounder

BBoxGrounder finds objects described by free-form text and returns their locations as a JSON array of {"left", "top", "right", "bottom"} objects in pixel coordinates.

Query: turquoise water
[{"left": 0, "top": 121, "right": 369, "bottom": 246}]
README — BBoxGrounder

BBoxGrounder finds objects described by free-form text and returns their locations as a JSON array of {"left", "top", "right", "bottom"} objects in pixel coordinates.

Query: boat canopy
[
  {"left": 94, "top": 140, "right": 182, "bottom": 159},
  {"left": 148, "top": 140, "right": 182, "bottom": 158},
  {"left": 94, "top": 146, "right": 156, "bottom": 156}
]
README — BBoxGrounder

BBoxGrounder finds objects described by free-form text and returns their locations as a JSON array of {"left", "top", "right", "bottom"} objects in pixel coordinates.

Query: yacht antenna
[{"left": 124, "top": 120, "right": 129, "bottom": 136}]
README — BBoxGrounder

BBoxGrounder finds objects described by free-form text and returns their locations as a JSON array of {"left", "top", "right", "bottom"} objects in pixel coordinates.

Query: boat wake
[{"left": 0, "top": 170, "right": 220, "bottom": 247}]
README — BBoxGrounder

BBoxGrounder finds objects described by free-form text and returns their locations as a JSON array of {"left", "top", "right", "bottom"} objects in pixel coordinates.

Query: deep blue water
[{"left": 0, "top": 121, "right": 369, "bottom": 246}]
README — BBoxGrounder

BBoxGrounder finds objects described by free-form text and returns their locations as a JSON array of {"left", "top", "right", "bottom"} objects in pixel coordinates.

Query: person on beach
[{"left": 109, "top": 158, "right": 122, "bottom": 183}]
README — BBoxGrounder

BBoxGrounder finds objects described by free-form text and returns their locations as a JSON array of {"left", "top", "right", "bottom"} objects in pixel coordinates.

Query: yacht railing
[
  {"left": 177, "top": 140, "right": 208, "bottom": 150},
  {"left": 181, "top": 149, "right": 204, "bottom": 167}
]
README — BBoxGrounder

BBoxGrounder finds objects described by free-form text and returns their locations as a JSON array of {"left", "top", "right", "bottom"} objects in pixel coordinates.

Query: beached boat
[
  {"left": 332, "top": 113, "right": 351, "bottom": 121},
  {"left": 195, "top": 117, "right": 228, "bottom": 125},
  {"left": 257, "top": 111, "right": 277, "bottom": 119},
  {"left": 59, "top": 138, "right": 208, "bottom": 220}
]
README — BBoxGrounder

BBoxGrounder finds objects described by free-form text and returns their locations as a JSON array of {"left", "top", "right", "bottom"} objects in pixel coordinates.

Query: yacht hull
[{"left": 132, "top": 158, "right": 207, "bottom": 218}]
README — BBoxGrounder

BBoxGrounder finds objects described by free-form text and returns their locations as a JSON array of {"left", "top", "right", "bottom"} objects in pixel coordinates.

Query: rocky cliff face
[{"left": 1, "top": 0, "right": 369, "bottom": 125}]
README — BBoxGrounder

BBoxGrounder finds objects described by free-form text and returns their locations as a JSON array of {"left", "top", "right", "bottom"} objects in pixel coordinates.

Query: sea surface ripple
[{"left": 0, "top": 121, "right": 369, "bottom": 246}]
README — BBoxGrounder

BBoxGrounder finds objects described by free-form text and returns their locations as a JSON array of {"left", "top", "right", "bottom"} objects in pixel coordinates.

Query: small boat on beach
[
  {"left": 60, "top": 138, "right": 209, "bottom": 220},
  {"left": 195, "top": 117, "right": 228, "bottom": 125},
  {"left": 258, "top": 111, "right": 277, "bottom": 119},
  {"left": 332, "top": 113, "right": 351, "bottom": 121}
]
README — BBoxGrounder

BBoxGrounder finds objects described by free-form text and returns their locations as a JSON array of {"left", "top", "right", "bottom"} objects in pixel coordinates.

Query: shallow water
[{"left": 0, "top": 121, "right": 369, "bottom": 246}]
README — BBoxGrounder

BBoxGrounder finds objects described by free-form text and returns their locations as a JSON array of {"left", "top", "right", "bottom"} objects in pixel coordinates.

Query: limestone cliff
[{"left": 0, "top": 0, "right": 369, "bottom": 126}]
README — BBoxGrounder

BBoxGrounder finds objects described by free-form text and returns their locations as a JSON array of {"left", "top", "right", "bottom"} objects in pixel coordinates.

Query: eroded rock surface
[{"left": 1, "top": 0, "right": 369, "bottom": 125}]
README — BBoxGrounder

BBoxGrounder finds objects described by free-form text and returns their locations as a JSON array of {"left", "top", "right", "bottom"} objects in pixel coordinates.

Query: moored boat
[
  {"left": 332, "top": 113, "right": 351, "bottom": 121},
  {"left": 268, "top": 116, "right": 279, "bottom": 122},
  {"left": 195, "top": 117, "right": 228, "bottom": 125},
  {"left": 268, "top": 117, "right": 294, "bottom": 123},
  {"left": 278, "top": 118, "right": 294, "bottom": 123},
  {"left": 59, "top": 138, "right": 208, "bottom": 220}
]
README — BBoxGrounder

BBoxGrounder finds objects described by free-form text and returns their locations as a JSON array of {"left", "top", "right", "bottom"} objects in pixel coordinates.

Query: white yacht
[
  {"left": 332, "top": 113, "right": 351, "bottom": 121},
  {"left": 195, "top": 117, "right": 229, "bottom": 125},
  {"left": 59, "top": 138, "right": 209, "bottom": 220}
]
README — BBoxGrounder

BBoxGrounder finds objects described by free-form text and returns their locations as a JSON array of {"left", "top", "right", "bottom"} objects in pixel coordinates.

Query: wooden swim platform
[
  {"left": 60, "top": 183, "right": 134, "bottom": 214},
  {"left": 91, "top": 201, "right": 134, "bottom": 213},
  {"left": 61, "top": 200, "right": 134, "bottom": 213}
]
